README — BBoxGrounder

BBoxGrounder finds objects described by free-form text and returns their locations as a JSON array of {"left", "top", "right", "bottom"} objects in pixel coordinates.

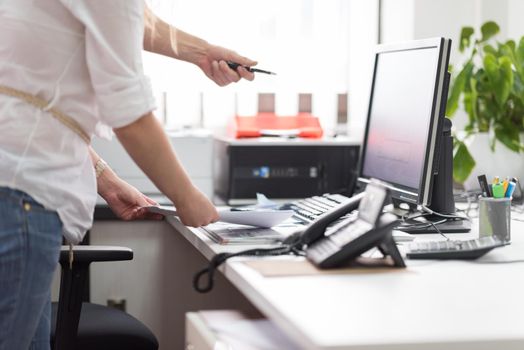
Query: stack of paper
[{"left": 146, "top": 206, "right": 294, "bottom": 228}]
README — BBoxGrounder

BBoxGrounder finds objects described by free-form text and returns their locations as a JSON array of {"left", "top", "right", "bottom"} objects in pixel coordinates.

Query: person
[{"left": 0, "top": 1, "right": 257, "bottom": 349}]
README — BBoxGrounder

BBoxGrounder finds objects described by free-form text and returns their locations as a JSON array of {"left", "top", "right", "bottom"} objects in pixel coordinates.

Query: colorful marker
[
  {"left": 502, "top": 178, "right": 509, "bottom": 194},
  {"left": 492, "top": 182, "right": 505, "bottom": 198},
  {"left": 506, "top": 180, "right": 516, "bottom": 198}
]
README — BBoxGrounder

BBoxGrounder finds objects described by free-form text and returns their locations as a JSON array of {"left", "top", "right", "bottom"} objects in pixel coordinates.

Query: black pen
[{"left": 227, "top": 61, "right": 277, "bottom": 75}]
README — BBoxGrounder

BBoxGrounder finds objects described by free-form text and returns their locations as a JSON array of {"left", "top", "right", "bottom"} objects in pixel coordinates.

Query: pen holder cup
[{"left": 479, "top": 197, "right": 511, "bottom": 242}]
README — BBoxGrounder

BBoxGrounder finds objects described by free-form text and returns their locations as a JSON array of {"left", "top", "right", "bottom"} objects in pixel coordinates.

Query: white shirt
[{"left": 0, "top": 0, "right": 156, "bottom": 244}]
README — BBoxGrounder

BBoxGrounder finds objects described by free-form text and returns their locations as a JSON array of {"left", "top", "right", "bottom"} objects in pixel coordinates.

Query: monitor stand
[{"left": 394, "top": 118, "right": 471, "bottom": 234}]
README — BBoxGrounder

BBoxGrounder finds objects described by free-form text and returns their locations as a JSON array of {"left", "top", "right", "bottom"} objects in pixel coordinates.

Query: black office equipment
[
  {"left": 356, "top": 37, "right": 470, "bottom": 233},
  {"left": 280, "top": 193, "right": 353, "bottom": 223},
  {"left": 406, "top": 236, "right": 505, "bottom": 259},
  {"left": 305, "top": 180, "right": 405, "bottom": 269},
  {"left": 214, "top": 137, "right": 360, "bottom": 205}
]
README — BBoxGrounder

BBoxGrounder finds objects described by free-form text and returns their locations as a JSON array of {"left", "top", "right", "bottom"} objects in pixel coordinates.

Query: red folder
[{"left": 233, "top": 112, "right": 323, "bottom": 138}]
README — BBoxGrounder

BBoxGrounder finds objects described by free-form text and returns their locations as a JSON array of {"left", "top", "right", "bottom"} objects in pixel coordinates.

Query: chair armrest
[{"left": 59, "top": 245, "right": 133, "bottom": 265}]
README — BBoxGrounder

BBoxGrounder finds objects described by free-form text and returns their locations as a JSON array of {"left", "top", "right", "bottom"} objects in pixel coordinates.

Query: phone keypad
[
  {"left": 308, "top": 239, "right": 339, "bottom": 261},
  {"left": 308, "top": 219, "right": 374, "bottom": 263},
  {"left": 329, "top": 220, "right": 373, "bottom": 247}
]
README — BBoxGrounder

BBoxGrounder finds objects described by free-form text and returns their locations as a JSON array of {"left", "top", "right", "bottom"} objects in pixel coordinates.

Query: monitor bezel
[{"left": 357, "top": 37, "right": 452, "bottom": 207}]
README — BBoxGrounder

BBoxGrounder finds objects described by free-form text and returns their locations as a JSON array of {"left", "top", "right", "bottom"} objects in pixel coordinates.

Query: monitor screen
[{"left": 359, "top": 38, "right": 451, "bottom": 206}]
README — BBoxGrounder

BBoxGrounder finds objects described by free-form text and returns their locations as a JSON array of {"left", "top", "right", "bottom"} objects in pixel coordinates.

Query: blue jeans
[{"left": 0, "top": 187, "right": 62, "bottom": 350}]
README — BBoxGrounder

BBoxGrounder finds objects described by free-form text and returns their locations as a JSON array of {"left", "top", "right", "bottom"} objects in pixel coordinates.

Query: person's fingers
[
  {"left": 134, "top": 207, "right": 164, "bottom": 220},
  {"left": 136, "top": 195, "right": 164, "bottom": 220},
  {"left": 119, "top": 208, "right": 138, "bottom": 221},
  {"left": 211, "top": 60, "right": 228, "bottom": 86},
  {"left": 178, "top": 210, "right": 218, "bottom": 227},
  {"left": 237, "top": 66, "right": 255, "bottom": 81},
  {"left": 218, "top": 60, "right": 240, "bottom": 83},
  {"left": 226, "top": 51, "right": 257, "bottom": 67},
  {"left": 143, "top": 195, "right": 158, "bottom": 206},
  {"left": 142, "top": 211, "right": 164, "bottom": 220},
  {"left": 148, "top": 213, "right": 164, "bottom": 220}
]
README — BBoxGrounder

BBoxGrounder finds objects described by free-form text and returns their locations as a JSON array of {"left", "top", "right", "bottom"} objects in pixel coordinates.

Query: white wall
[
  {"left": 508, "top": 0, "right": 524, "bottom": 39},
  {"left": 380, "top": 0, "right": 415, "bottom": 44},
  {"left": 378, "top": 0, "right": 524, "bottom": 132},
  {"left": 346, "top": 0, "right": 379, "bottom": 140},
  {"left": 381, "top": 0, "right": 524, "bottom": 66}
]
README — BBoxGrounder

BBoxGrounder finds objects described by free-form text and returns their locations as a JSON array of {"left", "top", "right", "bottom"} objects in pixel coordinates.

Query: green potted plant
[{"left": 447, "top": 21, "right": 524, "bottom": 186}]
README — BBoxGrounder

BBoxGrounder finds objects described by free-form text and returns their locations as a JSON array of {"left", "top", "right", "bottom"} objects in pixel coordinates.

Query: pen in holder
[{"left": 478, "top": 197, "right": 511, "bottom": 242}]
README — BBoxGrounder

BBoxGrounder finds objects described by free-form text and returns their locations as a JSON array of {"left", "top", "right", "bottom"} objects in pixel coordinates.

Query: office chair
[{"left": 50, "top": 246, "right": 159, "bottom": 350}]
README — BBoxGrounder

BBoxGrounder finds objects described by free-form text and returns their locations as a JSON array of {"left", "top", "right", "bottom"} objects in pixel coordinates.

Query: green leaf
[
  {"left": 483, "top": 44, "right": 497, "bottom": 56},
  {"left": 499, "top": 56, "right": 514, "bottom": 102},
  {"left": 480, "top": 21, "right": 500, "bottom": 42},
  {"left": 459, "top": 26, "right": 475, "bottom": 52},
  {"left": 513, "top": 74, "right": 524, "bottom": 106},
  {"left": 500, "top": 42, "right": 522, "bottom": 75},
  {"left": 518, "top": 37, "right": 524, "bottom": 63},
  {"left": 463, "top": 79, "right": 478, "bottom": 126},
  {"left": 495, "top": 124, "right": 521, "bottom": 152},
  {"left": 517, "top": 37, "right": 524, "bottom": 80},
  {"left": 483, "top": 54, "right": 513, "bottom": 107},
  {"left": 506, "top": 40, "right": 516, "bottom": 52},
  {"left": 447, "top": 61, "right": 473, "bottom": 116},
  {"left": 453, "top": 141, "right": 476, "bottom": 183}
]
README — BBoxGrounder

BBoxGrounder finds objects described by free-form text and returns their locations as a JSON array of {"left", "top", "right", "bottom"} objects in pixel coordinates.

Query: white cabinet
[{"left": 186, "top": 310, "right": 300, "bottom": 350}]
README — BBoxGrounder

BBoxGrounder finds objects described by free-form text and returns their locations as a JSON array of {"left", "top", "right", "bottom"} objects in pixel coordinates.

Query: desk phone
[{"left": 300, "top": 180, "right": 405, "bottom": 268}]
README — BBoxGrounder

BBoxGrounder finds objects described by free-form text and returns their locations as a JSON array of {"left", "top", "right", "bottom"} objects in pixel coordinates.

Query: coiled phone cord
[{"left": 193, "top": 245, "right": 301, "bottom": 293}]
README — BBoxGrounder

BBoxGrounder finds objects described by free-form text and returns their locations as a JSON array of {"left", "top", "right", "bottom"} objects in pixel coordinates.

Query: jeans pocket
[{"left": 26, "top": 208, "right": 62, "bottom": 245}]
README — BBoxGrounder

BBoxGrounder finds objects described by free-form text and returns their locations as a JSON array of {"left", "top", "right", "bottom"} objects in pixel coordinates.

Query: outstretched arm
[
  {"left": 113, "top": 112, "right": 219, "bottom": 227},
  {"left": 143, "top": 4, "right": 257, "bottom": 86}
]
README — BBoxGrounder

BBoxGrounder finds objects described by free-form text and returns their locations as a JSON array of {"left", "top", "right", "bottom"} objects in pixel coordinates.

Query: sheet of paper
[
  {"left": 219, "top": 209, "right": 293, "bottom": 228},
  {"left": 146, "top": 205, "right": 293, "bottom": 228}
]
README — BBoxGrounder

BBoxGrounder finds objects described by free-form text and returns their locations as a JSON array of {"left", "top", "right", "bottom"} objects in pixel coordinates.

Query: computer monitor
[{"left": 357, "top": 38, "right": 467, "bottom": 232}]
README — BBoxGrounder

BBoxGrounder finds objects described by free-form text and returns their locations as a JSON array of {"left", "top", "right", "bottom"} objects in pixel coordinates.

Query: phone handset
[{"left": 299, "top": 192, "right": 366, "bottom": 246}]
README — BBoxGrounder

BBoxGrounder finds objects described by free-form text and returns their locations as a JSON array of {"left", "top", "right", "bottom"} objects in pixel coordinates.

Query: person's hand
[
  {"left": 174, "top": 185, "right": 219, "bottom": 227},
  {"left": 197, "top": 44, "right": 257, "bottom": 86},
  {"left": 102, "top": 177, "right": 163, "bottom": 221}
]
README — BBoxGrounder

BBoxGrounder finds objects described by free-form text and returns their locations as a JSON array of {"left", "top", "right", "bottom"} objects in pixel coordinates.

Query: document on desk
[
  {"left": 146, "top": 205, "right": 294, "bottom": 228},
  {"left": 200, "top": 222, "right": 286, "bottom": 245}
]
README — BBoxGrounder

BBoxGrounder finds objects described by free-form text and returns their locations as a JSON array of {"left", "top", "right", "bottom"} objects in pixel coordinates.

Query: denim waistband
[{"left": 0, "top": 186, "right": 45, "bottom": 208}]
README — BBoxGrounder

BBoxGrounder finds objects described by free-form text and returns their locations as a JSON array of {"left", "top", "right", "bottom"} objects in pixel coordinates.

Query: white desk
[{"left": 167, "top": 216, "right": 524, "bottom": 350}]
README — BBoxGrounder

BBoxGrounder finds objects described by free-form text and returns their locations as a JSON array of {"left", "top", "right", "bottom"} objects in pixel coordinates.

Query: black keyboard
[
  {"left": 406, "top": 236, "right": 506, "bottom": 260},
  {"left": 280, "top": 193, "right": 351, "bottom": 223}
]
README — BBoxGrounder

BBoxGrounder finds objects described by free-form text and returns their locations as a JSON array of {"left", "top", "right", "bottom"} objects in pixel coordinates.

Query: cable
[
  {"left": 193, "top": 245, "right": 298, "bottom": 293},
  {"left": 428, "top": 221, "right": 450, "bottom": 240},
  {"left": 396, "top": 218, "right": 448, "bottom": 233},
  {"left": 397, "top": 218, "right": 447, "bottom": 228},
  {"left": 420, "top": 205, "right": 471, "bottom": 221}
]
